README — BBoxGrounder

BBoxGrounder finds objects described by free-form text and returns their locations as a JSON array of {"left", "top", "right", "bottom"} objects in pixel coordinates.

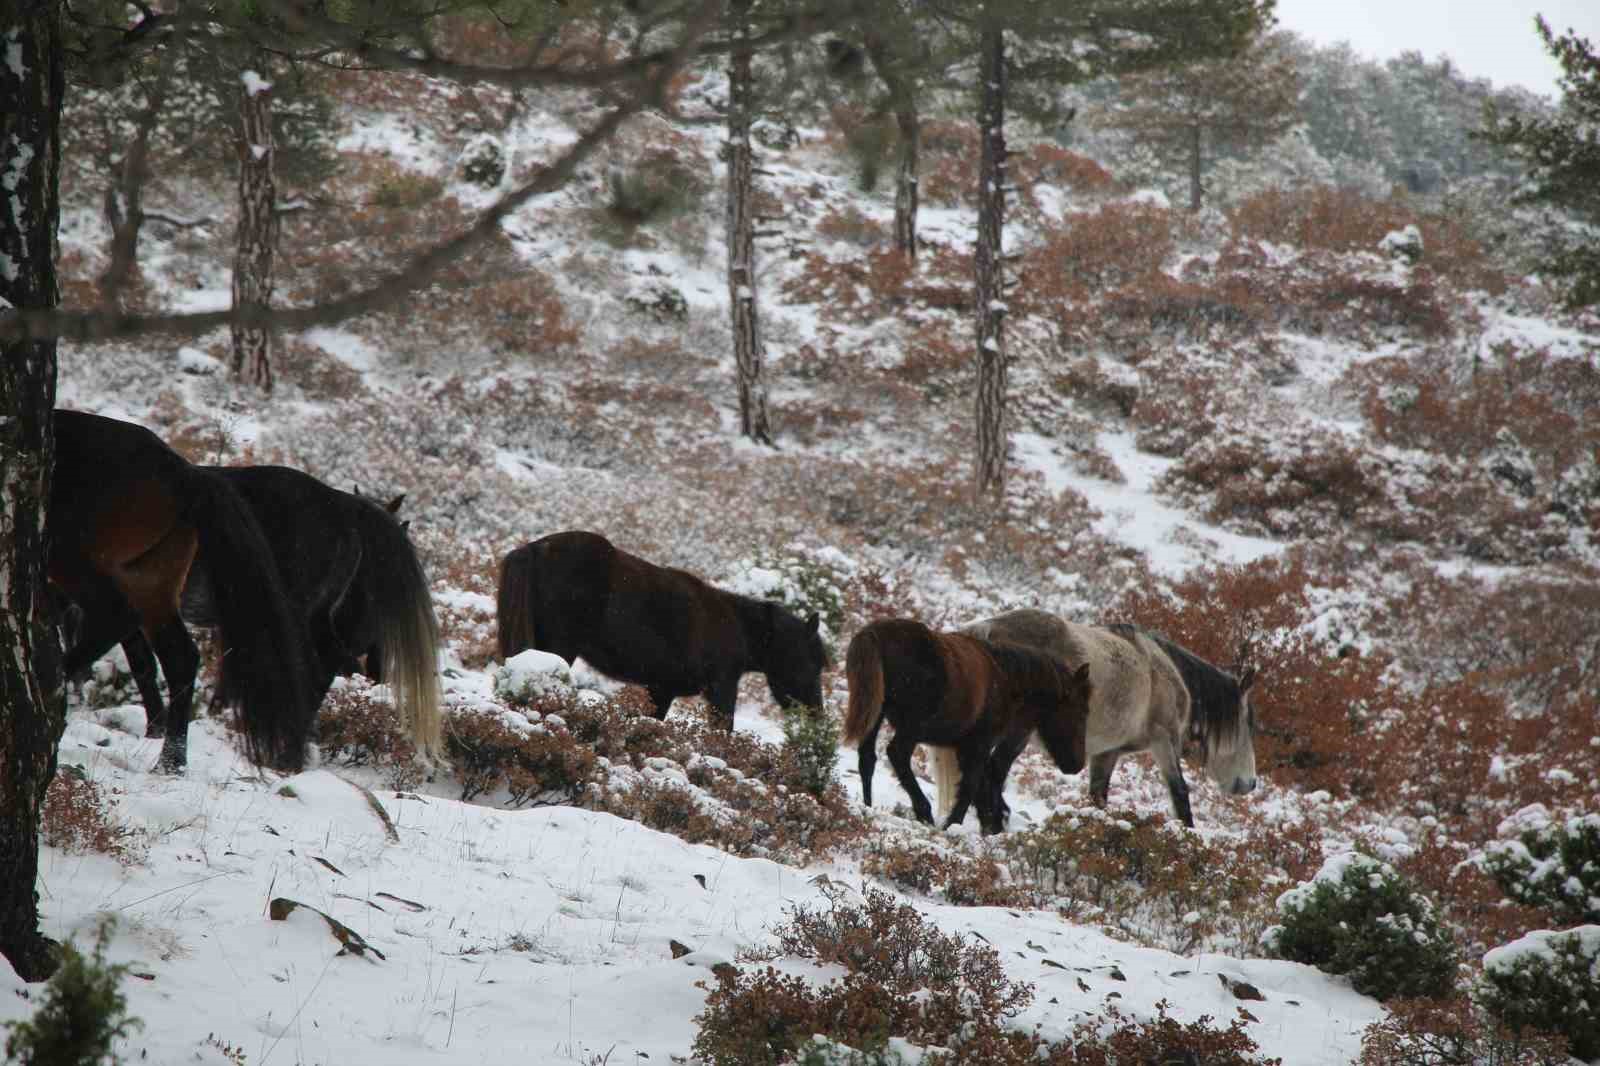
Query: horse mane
[
  {"left": 979, "top": 639, "right": 1071, "bottom": 701},
  {"left": 1111, "top": 624, "right": 1244, "bottom": 757}
]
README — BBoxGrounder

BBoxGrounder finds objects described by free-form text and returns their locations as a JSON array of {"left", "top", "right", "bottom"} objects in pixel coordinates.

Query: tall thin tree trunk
[
  {"left": 864, "top": 33, "right": 920, "bottom": 259},
  {"left": 726, "top": 0, "right": 771, "bottom": 444},
  {"left": 0, "top": 0, "right": 69, "bottom": 983},
  {"left": 100, "top": 63, "right": 173, "bottom": 310},
  {"left": 232, "top": 63, "right": 278, "bottom": 391},
  {"left": 973, "top": 23, "right": 1009, "bottom": 500},
  {"left": 1188, "top": 123, "right": 1203, "bottom": 212}
]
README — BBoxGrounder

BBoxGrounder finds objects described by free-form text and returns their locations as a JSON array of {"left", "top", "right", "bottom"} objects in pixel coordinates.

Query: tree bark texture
[
  {"left": 725, "top": 0, "right": 771, "bottom": 444},
  {"left": 863, "top": 32, "right": 920, "bottom": 259},
  {"left": 973, "top": 24, "right": 1009, "bottom": 500},
  {"left": 1189, "top": 122, "right": 1203, "bottom": 212},
  {"left": 232, "top": 65, "right": 278, "bottom": 391},
  {"left": 100, "top": 65, "right": 172, "bottom": 310},
  {"left": 0, "top": 0, "right": 69, "bottom": 983}
]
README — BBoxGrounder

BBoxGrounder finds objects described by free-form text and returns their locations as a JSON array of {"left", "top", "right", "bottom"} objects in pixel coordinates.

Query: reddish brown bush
[
  {"left": 1358, "top": 996, "right": 1570, "bottom": 1066},
  {"left": 316, "top": 677, "right": 422, "bottom": 791},
  {"left": 42, "top": 771, "right": 143, "bottom": 865}
]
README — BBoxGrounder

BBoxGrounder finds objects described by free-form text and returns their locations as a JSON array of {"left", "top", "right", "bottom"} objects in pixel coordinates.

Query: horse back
[{"left": 967, "top": 610, "right": 1157, "bottom": 752}]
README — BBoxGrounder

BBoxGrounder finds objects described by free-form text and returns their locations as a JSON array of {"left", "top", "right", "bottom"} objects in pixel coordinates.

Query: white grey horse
[{"left": 940, "top": 608, "right": 1259, "bottom": 828}]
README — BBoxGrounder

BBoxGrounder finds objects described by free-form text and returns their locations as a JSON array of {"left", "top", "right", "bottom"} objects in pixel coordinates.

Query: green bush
[
  {"left": 781, "top": 701, "right": 840, "bottom": 799},
  {"left": 1264, "top": 851, "right": 1459, "bottom": 1001},
  {"left": 3, "top": 917, "right": 142, "bottom": 1066},
  {"left": 1479, "top": 926, "right": 1600, "bottom": 1061},
  {"left": 728, "top": 548, "right": 851, "bottom": 649},
  {"left": 1482, "top": 811, "right": 1600, "bottom": 924}
]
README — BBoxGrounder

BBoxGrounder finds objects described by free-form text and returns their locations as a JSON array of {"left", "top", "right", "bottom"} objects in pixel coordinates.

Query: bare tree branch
[{"left": 1, "top": 0, "right": 724, "bottom": 346}]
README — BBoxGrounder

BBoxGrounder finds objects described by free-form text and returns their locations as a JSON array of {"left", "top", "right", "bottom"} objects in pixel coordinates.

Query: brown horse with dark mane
[
  {"left": 48, "top": 410, "right": 317, "bottom": 772},
  {"left": 842, "top": 618, "right": 1093, "bottom": 834},
  {"left": 496, "top": 530, "right": 828, "bottom": 728}
]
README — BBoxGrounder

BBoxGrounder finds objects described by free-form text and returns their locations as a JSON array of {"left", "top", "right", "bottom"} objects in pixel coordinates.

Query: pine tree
[
  {"left": 946, "top": 0, "right": 1273, "bottom": 499},
  {"left": 1093, "top": 31, "right": 1299, "bottom": 211},
  {"left": 1481, "top": 17, "right": 1600, "bottom": 308}
]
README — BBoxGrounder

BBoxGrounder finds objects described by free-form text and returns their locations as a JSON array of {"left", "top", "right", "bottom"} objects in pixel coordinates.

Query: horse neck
[{"left": 728, "top": 593, "right": 774, "bottom": 669}]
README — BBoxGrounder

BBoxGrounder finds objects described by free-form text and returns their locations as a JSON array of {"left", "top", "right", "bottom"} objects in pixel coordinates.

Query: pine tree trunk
[
  {"left": 725, "top": 0, "right": 771, "bottom": 444},
  {"left": 232, "top": 64, "right": 278, "bottom": 392},
  {"left": 0, "top": 0, "right": 69, "bottom": 983},
  {"left": 1188, "top": 123, "right": 1203, "bottom": 212},
  {"left": 100, "top": 42, "right": 174, "bottom": 310},
  {"left": 864, "top": 33, "right": 920, "bottom": 259},
  {"left": 973, "top": 24, "right": 1009, "bottom": 500}
]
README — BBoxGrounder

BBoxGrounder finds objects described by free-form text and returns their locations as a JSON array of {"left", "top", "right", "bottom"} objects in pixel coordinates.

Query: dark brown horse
[
  {"left": 842, "top": 618, "right": 1093, "bottom": 835},
  {"left": 115, "top": 465, "right": 442, "bottom": 768},
  {"left": 49, "top": 410, "right": 317, "bottom": 772},
  {"left": 496, "top": 530, "right": 829, "bottom": 728}
]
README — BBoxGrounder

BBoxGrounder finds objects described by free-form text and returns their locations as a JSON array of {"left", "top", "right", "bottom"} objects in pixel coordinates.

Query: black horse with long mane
[
  {"left": 48, "top": 410, "right": 316, "bottom": 772},
  {"left": 496, "top": 530, "right": 828, "bottom": 729},
  {"left": 124, "top": 464, "right": 444, "bottom": 769}
]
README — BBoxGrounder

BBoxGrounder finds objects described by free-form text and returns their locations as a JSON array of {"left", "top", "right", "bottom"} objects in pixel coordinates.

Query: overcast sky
[{"left": 1272, "top": 0, "right": 1599, "bottom": 99}]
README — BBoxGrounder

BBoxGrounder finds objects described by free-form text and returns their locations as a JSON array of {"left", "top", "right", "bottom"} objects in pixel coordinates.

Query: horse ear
[
  {"left": 400, "top": 519, "right": 411, "bottom": 533},
  {"left": 385, "top": 493, "right": 405, "bottom": 515},
  {"left": 1238, "top": 666, "right": 1257, "bottom": 692}
]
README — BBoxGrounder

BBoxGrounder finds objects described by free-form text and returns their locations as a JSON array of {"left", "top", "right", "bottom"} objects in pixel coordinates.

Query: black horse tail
[
  {"left": 496, "top": 543, "right": 540, "bottom": 661},
  {"left": 351, "top": 500, "right": 443, "bottom": 759},
  {"left": 842, "top": 626, "right": 885, "bottom": 746},
  {"left": 182, "top": 468, "right": 317, "bottom": 772}
]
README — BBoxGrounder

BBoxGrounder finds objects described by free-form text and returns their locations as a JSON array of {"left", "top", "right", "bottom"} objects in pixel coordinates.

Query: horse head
[
  {"left": 1202, "top": 665, "right": 1259, "bottom": 796},
  {"left": 764, "top": 606, "right": 827, "bottom": 712}
]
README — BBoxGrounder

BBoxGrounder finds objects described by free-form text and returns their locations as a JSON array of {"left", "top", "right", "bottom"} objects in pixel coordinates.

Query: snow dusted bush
[
  {"left": 725, "top": 546, "right": 852, "bottom": 647},
  {"left": 457, "top": 133, "right": 505, "bottom": 188},
  {"left": 1483, "top": 809, "right": 1600, "bottom": 924},
  {"left": 1479, "top": 926, "right": 1600, "bottom": 1061},
  {"left": 493, "top": 649, "right": 574, "bottom": 706},
  {"left": 1358, "top": 995, "right": 1571, "bottom": 1066},
  {"left": 780, "top": 701, "right": 840, "bottom": 799},
  {"left": 1264, "top": 851, "right": 1458, "bottom": 1001}
]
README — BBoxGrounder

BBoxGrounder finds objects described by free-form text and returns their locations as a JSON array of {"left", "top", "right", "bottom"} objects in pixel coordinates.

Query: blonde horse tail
[
  {"left": 842, "top": 627, "right": 885, "bottom": 745},
  {"left": 931, "top": 747, "right": 961, "bottom": 822}
]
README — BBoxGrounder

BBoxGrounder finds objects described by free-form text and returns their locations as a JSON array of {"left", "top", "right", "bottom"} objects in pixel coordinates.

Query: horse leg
[
  {"left": 58, "top": 573, "right": 143, "bottom": 682},
  {"left": 1088, "top": 750, "right": 1119, "bottom": 809},
  {"left": 645, "top": 684, "right": 675, "bottom": 720},
  {"left": 857, "top": 718, "right": 881, "bottom": 808},
  {"left": 147, "top": 618, "right": 201, "bottom": 775},
  {"left": 985, "top": 732, "right": 1030, "bottom": 830},
  {"left": 1149, "top": 736, "right": 1195, "bottom": 828},
  {"left": 887, "top": 732, "right": 935, "bottom": 825},
  {"left": 941, "top": 738, "right": 992, "bottom": 832},
  {"left": 121, "top": 633, "right": 167, "bottom": 738},
  {"left": 704, "top": 675, "right": 738, "bottom": 732}
]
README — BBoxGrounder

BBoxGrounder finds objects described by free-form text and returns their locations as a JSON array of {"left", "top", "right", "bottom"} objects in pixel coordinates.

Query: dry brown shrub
[
  {"left": 918, "top": 119, "right": 980, "bottom": 207},
  {"left": 444, "top": 703, "right": 598, "bottom": 806},
  {"left": 696, "top": 885, "right": 1038, "bottom": 1064},
  {"left": 42, "top": 771, "right": 143, "bottom": 864},
  {"left": 1164, "top": 428, "right": 1390, "bottom": 540},
  {"left": 1052, "top": 999, "right": 1281, "bottom": 1066},
  {"left": 815, "top": 205, "right": 886, "bottom": 247},
  {"left": 1116, "top": 553, "right": 1400, "bottom": 799},
  {"left": 277, "top": 337, "right": 366, "bottom": 397},
  {"left": 1229, "top": 185, "right": 1507, "bottom": 294},
  {"left": 1016, "top": 202, "right": 1176, "bottom": 316},
  {"left": 782, "top": 248, "right": 915, "bottom": 323},
  {"left": 316, "top": 677, "right": 423, "bottom": 791},
  {"left": 862, "top": 840, "right": 1029, "bottom": 908},
  {"left": 1013, "top": 142, "right": 1116, "bottom": 194},
  {"left": 1359, "top": 996, "right": 1571, "bottom": 1066}
]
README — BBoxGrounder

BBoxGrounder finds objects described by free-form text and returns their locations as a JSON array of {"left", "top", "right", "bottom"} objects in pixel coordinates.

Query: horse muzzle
[{"left": 1230, "top": 776, "right": 1258, "bottom": 795}]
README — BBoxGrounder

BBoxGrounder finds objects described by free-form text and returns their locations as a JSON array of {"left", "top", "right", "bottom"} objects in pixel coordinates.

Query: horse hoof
[{"left": 154, "top": 760, "right": 185, "bottom": 776}]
